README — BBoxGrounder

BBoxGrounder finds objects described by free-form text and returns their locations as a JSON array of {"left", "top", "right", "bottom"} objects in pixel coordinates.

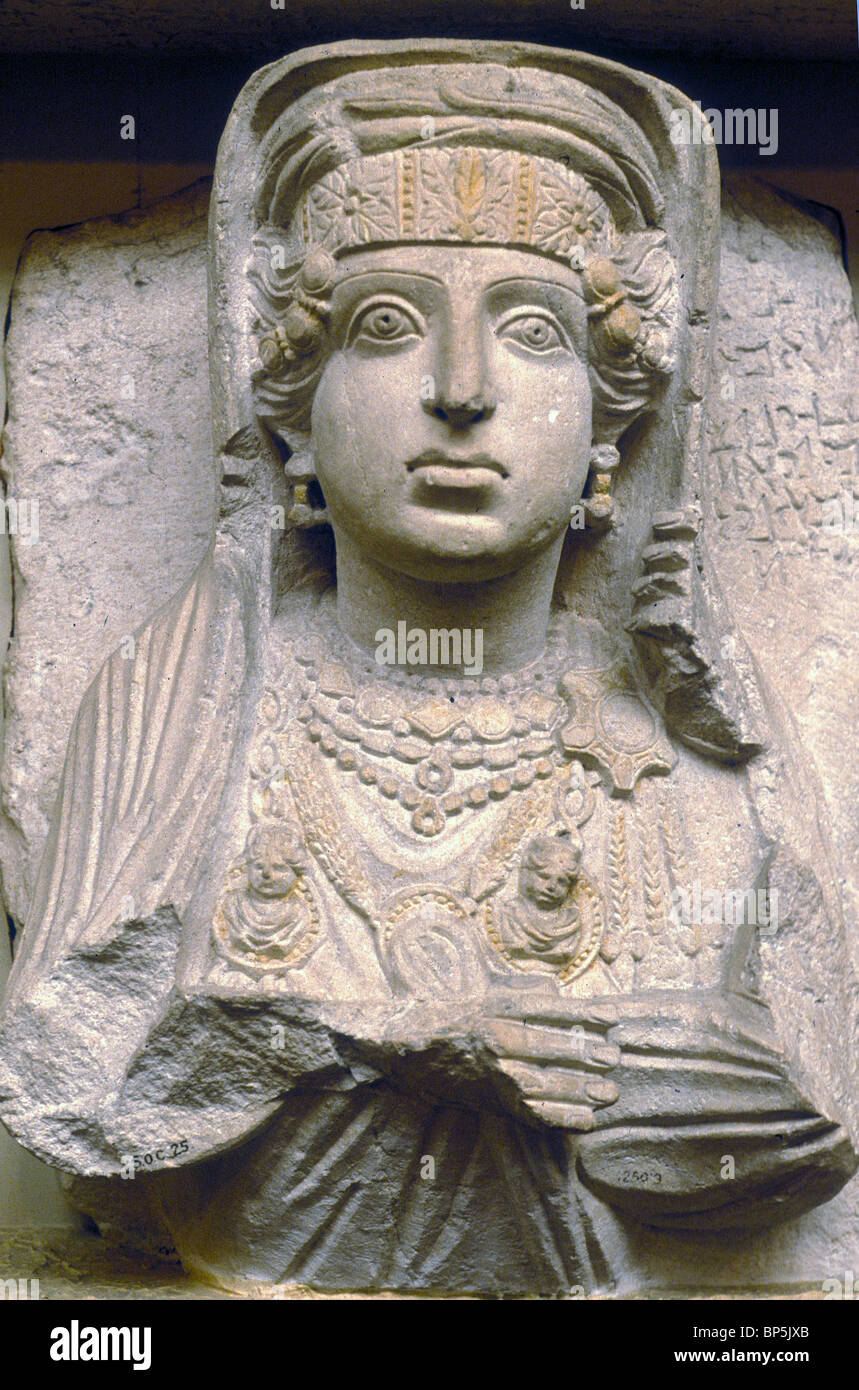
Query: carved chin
[
  {"left": 529, "top": 892, "right": 567, "bottom": 909},
  {"left": 250, "top": 883, "right": 293, "bottom": 899}
]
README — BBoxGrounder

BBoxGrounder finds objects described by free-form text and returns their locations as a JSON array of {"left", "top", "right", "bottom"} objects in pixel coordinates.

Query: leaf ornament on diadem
[
  {"left": 558, "top": 666, "right": 676, "bottom": 797},
  {"left": 453, "top": 150, "right": 488, "bottom": 239}
]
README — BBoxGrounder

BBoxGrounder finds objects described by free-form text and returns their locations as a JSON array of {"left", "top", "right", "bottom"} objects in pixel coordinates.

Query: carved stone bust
[{"left": 0, "top": 40, "right": 856, "bottom": 1296}]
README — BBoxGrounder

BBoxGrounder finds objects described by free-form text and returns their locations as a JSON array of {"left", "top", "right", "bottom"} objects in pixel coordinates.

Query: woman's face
[{"left": 310, "top": 244, "right": 592, "bottom": 585}]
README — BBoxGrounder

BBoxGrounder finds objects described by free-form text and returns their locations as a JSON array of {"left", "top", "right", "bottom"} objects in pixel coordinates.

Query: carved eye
[
  {"left": 349, "top": 300, "right": 423, "bottom": 348},
  {"left": 498, "top": 312, "right": 568, "bottom": 354}
]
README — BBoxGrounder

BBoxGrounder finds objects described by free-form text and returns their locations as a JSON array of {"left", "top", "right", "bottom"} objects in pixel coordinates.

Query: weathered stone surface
[
  {"left": 4, "top": 1228, "right": 837, "bottom": 1300},
  {"left": 707, "top": 175, "right": 859, "bottom": 939},
  {"left": 0, "top": 42, "right": 856, "bottom": 1296},
  {"left": 0, "top": 179, "right": 216, "bottom": 926},
  {"left": 0, "top": 1229, "right": 232, "bottom": 1300}
]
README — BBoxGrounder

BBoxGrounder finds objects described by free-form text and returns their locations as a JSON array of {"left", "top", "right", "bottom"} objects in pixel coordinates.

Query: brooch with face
[
  {"left": 486, "top": 832, "right": 604, "bottom": 984},
  {"left": 213, "top": 823, "right": 321, "bottom": 978}
]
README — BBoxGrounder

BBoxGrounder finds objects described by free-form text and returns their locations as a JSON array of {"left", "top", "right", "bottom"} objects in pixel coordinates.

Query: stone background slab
[
  {"left": 707, "top": 178, "right": 859, "bottom": 936},
  {"left": 0, "top": 172, "right": 857, "bottom": 1283},
  {"left": 0, "top": 181, "right": 217, "bottom": 928}
]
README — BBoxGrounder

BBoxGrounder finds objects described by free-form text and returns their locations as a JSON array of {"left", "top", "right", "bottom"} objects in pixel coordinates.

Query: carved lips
[{"left": 406, "top": 448, "right": 509, "bottom": 494}]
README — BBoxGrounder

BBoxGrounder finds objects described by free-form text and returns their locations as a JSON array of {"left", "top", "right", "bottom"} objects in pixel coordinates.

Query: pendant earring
[
  {"left": 581, "top": 443, "right": 620, "bottom": 532},
  {"left": 288, "top": 477, "right": 330, "bottom": 529},
  {"left": 284, "top": 446, "right": 330, "bottom": 528}
]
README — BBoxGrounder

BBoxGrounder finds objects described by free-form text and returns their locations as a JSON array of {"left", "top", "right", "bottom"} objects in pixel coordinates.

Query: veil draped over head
[{"left": 1, "top": 42, "right": 855, "bottom": 1178}]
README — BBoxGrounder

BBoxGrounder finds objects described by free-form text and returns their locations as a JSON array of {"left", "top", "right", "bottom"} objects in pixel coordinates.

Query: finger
[
  {"left": 499, "top": 1059, "right": 619, "bottom": 1108},
  {"left": 486, "top": 1019, "right": 621, "bottom": 1069},
  {"left": 641, "top": 542, "right": 691, "bottom": 573},
  {"left": 491, "top": 1000, "right": 619, "bottom": 1029},
  {"left": 522, "top": 1100, "right": 596, "bottom": 1131},
  {"left": 631, "top": 574, "right": 689, "bottom": 602},
  {"left": 651, "top": 511, "right": 699, "bottom": 540}
]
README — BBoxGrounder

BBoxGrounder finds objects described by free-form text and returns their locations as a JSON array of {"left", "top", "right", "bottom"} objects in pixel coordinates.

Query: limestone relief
[{"left": 0, "top": 41, "right": 856, "bottom": 1296}]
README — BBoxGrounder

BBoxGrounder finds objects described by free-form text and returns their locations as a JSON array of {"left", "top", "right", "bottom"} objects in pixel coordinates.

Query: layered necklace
[{"left": 292, "top": 618, "right": 573, "bottom": 837}]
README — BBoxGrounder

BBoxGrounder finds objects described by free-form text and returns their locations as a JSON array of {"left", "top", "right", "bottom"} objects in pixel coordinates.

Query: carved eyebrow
[
  {"left": 333, "top": 268, "right": 446, "bottom": 292},
  {"left": 486, "top": 274, "right": 585, "bottom": 300},
  {"left": 335, "top": 269, "right": 583, "bottom": 293}
]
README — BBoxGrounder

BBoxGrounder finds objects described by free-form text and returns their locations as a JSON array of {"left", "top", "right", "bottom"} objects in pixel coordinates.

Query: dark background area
[{"left": 0, "top": 50, "right": 856, "bottom": 169}]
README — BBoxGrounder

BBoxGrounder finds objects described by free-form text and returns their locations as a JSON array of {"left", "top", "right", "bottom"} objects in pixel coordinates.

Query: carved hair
[
  {"left": 245, "top": 822, "right": 306, "bottom": 867},
  {"left": 522, "top": 833, "right": 583, "bottom": 877}
]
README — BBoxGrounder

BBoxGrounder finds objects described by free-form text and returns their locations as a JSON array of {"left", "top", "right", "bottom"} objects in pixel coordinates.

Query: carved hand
[
  {"left": 573, "top": 990, "right": 858, "bottom": 1230},
  {"left": 627, "top": 507, "right": 763, "bottom": 761},
  {"left": 480, "top": 999, "right": 621, "bottom": 1131}
]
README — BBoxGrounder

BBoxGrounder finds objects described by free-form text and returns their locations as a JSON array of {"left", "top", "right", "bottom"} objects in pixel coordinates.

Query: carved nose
[{"left": 423, "top": 390, "right": 496, "bottom": 428}]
